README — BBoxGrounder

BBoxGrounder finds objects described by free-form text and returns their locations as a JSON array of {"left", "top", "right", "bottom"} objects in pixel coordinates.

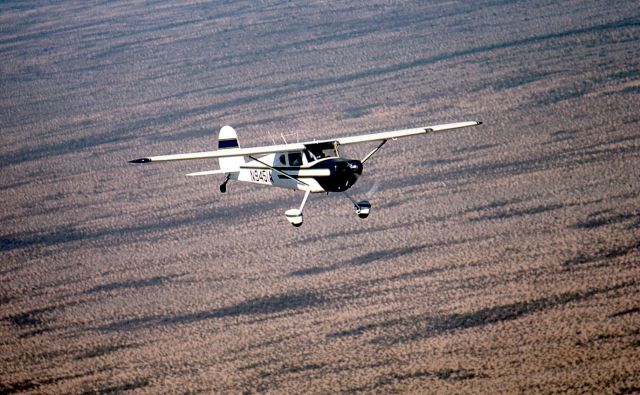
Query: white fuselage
[
  {"left": 232, "top": 153, "right": 327, "bottom": 193},
  {"left": 231, "top": 152, "right": 363, "bottom": 194}
]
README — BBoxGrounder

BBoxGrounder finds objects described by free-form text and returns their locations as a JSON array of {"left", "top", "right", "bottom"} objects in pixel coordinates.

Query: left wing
[{"left": 129, "top": 143, "right": 306, "bottom": 163}]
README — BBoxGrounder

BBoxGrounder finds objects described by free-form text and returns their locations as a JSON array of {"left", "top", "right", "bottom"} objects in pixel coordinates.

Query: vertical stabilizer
[{"left": 218, "top": 125, "right": 244, "bottom": 172}]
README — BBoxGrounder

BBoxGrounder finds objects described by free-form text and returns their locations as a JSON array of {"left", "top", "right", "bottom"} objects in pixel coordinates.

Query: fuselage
[{"left": 233, "top": 154, "right": 363, "bottom": 193}]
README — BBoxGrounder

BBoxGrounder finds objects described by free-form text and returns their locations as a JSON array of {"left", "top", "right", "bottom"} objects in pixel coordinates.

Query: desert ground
[{"left": 1, "top": 1, "right": 639, "bottom": 393}]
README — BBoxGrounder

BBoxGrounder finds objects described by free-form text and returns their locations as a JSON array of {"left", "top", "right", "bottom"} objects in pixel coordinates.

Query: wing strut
[
  {"left": 248, "top": 156, "right": 309, "bottom": 187},
  {"left": 361, "top": 139, "right": 388, "bottom": 164}
]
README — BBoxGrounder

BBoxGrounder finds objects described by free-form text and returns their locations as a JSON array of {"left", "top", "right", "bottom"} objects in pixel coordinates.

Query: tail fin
[{"left": 218, "top": 125, "right": 244, "bottom": 172}]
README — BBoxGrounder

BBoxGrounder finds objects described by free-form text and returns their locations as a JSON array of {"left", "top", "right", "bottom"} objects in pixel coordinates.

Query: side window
[
  {"left": 278, "top": 154, "right": 287, "bottom": 165},
  {"left": 288, "top": 152, "right": 302, "bottom": 166}
]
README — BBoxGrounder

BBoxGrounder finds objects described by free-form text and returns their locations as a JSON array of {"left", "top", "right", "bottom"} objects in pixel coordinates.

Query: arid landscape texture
[{"left": 1, "top": 1, "right": 639, "bottom": 393}]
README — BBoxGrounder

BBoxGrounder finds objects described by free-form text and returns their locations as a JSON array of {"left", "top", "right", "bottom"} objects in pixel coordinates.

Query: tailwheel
[
  {"left": 355, "top": 200, "right": 371, "bottom": 219},
  {"left": 219, "top": 175, "right": 230, "bottom": 193}
]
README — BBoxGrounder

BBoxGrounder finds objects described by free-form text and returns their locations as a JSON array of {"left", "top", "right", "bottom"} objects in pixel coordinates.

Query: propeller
[
  {"left": 350, "top": 138, "right": 385, "bottom": 187},
  {"left": 364, "top": 180, "right": 380, "bottom": 199}
]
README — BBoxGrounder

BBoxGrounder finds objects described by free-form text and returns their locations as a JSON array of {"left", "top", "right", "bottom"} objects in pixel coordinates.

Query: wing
[
  {"left": 129, "top": 143, "right": 306, "bottom": 163},
  {"left": 130, "top": 121, "right": 480, "bottom": 163},
  {"left": 333, "top": 121, "right": 481, "bottom": 145}
]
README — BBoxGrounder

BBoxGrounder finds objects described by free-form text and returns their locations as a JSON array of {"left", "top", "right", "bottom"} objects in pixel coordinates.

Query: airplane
[{"left": 130, "top": 120, "right": 481, "bottom": 226}]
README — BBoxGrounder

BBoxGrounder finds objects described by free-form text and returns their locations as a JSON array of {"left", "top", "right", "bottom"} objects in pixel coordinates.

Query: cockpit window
[
  {"left": 288, "top": 152, "right": 303, "bottom": 166},
  {"left": 305, "top": 143, "right": 337, "bottom": 161},
  {"left": 319, "top": 148, "right": 334, "bottom": 158},
  {"left": 279, "top": 154, "right": 287, "bottom": 165}
]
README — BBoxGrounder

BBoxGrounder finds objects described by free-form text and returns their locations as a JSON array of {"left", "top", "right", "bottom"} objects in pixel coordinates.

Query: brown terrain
[{"left": 1, "top": 1, "right": 639, "bottom": 393}]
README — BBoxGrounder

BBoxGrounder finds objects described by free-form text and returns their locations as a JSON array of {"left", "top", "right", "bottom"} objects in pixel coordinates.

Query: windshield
[{"left": 306, "top": 143, "right": 338, "bottom": 161}]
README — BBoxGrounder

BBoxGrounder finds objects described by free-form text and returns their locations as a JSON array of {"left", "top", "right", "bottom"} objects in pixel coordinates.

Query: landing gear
[
  {"left": 219, "top": 175, "right": 230, "bottom": 193},
  {"left": 343, "top": 193, "right": 371, "bottom": 219},
  {"left": 285, "top": 209, "right": 303, "bottom": 227},
  {"left": 286, "top": 190, "right": 310, "bottom": 227},
  {"left": 354, "top": 200, "right": 371, "bottom": 219}
]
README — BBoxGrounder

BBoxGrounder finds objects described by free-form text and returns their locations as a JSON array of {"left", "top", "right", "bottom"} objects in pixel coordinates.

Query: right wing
[{"left": 333, "top": 121, "right": 481, "bottom": 145}]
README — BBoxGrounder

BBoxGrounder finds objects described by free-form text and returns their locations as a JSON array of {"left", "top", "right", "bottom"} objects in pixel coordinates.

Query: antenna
[
  {"left": 279, "top": 131, "right": 299, "bottom": 144},
  {"left": 267, "top": 130, "right": 276, "bottom": 145}
]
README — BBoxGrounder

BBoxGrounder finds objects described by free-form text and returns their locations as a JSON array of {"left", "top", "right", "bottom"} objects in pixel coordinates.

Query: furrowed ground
[{"left": 1, "top": 1, "right": 639, "bottom": 393}]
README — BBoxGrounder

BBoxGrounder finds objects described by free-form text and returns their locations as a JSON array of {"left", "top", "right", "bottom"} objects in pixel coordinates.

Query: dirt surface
[{"left": 1, "top": 1, "right": 639, "bottom": 393}]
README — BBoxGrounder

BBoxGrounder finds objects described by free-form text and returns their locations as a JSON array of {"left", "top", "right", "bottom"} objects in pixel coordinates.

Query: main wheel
[
  {"left": 285, "top": 209, "right": 303, "bottom": 227},
  {"left": 355, "top": 200, "right": 371, "bottom": 219}
]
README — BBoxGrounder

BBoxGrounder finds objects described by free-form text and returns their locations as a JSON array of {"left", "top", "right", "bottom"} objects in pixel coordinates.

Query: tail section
[{"left": 218, "top": 125, "right": 245, "bottom": 172}]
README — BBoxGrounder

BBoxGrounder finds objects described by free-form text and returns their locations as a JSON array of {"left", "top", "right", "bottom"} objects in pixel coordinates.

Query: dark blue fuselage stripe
[{"left": 218, "top": 139, "right": 239, "bottom": 149}]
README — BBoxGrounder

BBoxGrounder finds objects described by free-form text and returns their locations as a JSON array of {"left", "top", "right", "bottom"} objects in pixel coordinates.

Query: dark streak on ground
[
  {"left": 609, "top": 307, "right": 640, "bottom": 318},
  {"left": 74, "top": 343, "right": 141, "bottom": 361},
  {"left": 329, "top": 282, "right": 635, "bottom": 343},
  {"left": 83, "top": 275, "right": 179, "bottom": 295},
  {"left": 469, "top": 203, "right": 564, "bottom": 222},
  {"left": 0, "top": 196, "right": 285, "bottom": 253},
  {"left": 289, "top": 236, "right": 489, "bottom": 277},
  {"left": 346, "top": 368, "right": 479, "bottom": 393},
  {"left": 573, "top": 212, "right": 639, "bottom": 229},
  {"left": 99, "top": 290, "right": 324, "bottom": 332},
  {"left": 563, "top": 240, "right": 640, "bottom": 267}
]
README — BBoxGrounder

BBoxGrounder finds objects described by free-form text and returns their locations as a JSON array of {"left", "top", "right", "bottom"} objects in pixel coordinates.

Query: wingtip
[
  {"left": 129, "top": 158, "right": 151, "bottom": 163},
  {"left": 476, "top": 121, "right": 483, "bottom": 125}
]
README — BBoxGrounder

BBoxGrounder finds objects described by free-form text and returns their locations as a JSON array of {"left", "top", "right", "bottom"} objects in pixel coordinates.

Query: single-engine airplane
[{"left": 130, "top": 121, "right": 481, "bottom": 226}]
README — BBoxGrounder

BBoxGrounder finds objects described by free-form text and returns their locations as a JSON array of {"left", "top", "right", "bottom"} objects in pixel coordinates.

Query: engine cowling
[{"left": 312, "top": 158, "right": 363, "bottom": 192}]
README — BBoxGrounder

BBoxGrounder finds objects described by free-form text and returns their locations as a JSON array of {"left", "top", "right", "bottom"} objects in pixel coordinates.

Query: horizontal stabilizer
[{"left": 186, "top": 169, "right": 226, "bottom": 177}]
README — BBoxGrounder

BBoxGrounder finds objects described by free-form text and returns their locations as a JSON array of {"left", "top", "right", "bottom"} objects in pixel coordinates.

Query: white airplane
[{"left": 130, "top": 121, "right": 481, "bottom": 226}]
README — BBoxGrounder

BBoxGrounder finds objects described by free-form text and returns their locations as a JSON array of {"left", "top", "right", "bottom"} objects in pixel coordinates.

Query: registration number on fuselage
[{"left": 250, "top": 169, "right": 273, "bottom": 184}]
